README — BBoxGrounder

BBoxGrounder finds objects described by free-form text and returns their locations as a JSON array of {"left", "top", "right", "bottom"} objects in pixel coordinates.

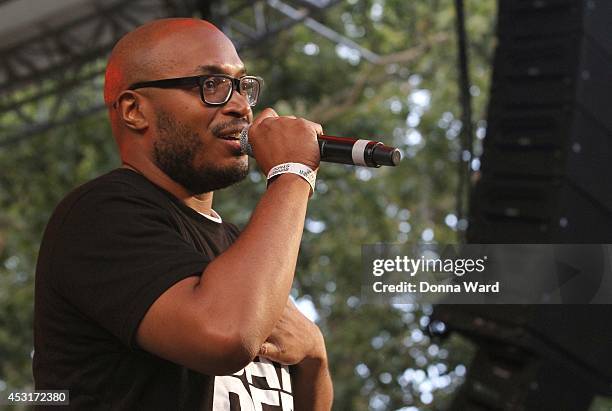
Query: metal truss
[
  {"left": 219, "top": 0, "right": 380, "bottom": 62},
  {"left": 0, "top": 0, "right": 198, "bottom": 146},
  {"left": 0, "top": 0, "right": 378, "bottom": 146}
]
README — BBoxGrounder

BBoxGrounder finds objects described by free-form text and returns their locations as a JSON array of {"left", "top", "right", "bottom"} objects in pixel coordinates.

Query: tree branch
[{"left": 307, "top": 33, "right": 449, "bottom": 124}]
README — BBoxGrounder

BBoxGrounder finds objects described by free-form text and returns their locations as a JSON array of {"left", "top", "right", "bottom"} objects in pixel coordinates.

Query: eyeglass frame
[{"left": 126, "top": 74, "right": 264, "bottom": 107}]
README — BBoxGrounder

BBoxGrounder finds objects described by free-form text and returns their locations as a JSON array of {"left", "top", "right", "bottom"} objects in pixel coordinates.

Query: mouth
[
  {"left": 216, "top": 128, "right": 246, "bottom": 156},
  {"left": 217, "top": 128, "right": 246, "bottom": 141}
]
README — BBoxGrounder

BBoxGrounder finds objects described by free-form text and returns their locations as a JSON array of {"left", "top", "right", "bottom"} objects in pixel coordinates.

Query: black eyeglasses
[{"left": 127, "top": 74, "right": 263, "bottom": 106}]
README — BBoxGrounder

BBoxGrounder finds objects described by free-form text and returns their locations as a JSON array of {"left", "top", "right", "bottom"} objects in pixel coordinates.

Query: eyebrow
[{"left": 194, "top": 64, "right": 247, "bottom": 76}]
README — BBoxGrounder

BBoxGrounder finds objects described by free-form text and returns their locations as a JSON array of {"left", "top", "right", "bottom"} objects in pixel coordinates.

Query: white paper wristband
[{"left": 267, "top": 162, "right": 317, "bottom": 195}]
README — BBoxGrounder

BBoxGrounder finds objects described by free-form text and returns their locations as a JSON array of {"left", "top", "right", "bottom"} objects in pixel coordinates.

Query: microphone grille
[{"left": 239, "top": 126, "right": 253, "bottom": 157}]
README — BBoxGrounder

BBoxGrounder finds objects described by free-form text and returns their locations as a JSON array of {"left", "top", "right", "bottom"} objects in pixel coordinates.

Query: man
[{"left": 34, "top": 18, "right": 333, "bottom": 410}]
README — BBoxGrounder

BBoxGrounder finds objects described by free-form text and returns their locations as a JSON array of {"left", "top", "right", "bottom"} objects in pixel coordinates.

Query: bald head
[{"left": 104, "top": 18, "right": 240, "bottom": 107}]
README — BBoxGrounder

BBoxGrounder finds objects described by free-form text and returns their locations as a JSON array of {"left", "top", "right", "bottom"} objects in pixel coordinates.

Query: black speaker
[
  {"left": 468, "top": 0, "right": 612, "bottom": 243},
  {"left": 436, "top": 1, "right": 612, "bottom": 410}
]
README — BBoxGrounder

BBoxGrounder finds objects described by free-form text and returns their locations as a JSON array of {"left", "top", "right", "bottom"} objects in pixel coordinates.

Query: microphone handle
[
  {"left": 239, "top": 127, "right": 401, "bottom": 167},
  {"left": 318, "top": 135, "right": 401, "bottom": 167}
]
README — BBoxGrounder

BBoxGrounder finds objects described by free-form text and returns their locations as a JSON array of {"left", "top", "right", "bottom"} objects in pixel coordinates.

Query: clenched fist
[{"left": 247, "top": 108, "right": 322, "bottom": 175}]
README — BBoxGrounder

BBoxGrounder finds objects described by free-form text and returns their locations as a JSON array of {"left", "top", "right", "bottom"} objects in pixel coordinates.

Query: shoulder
[
  {"left": 42, "top": 168, "right": 178, "bottom": 249},
  {"left": 68, "top": 168, "right": 166, "bottom": 203},
  {"left": 53, "top": 169, "right": 170, "bottom": 219}
]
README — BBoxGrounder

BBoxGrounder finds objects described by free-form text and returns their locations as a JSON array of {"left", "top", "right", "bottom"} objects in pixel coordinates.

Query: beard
[{"left": 153, "top": 112, "right": 248, "bottom": 195}]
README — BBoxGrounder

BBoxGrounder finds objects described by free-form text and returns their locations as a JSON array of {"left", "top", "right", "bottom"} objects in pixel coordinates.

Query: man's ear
[{"left": 116, "top": 91, "right": 149, "bottom": 131}]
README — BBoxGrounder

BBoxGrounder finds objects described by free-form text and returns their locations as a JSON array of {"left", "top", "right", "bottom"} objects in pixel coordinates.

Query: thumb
[{"left": 259, "top": 342, "right": 281, "bottom": 360}]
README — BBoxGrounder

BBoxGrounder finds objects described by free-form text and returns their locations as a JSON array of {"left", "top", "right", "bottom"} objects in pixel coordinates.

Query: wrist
[
  {"left": 267, "top": 173, "right": 312, "bottom": 195},
  {"left": 267, "top": 162, "right": 316, "bottom": 196}
]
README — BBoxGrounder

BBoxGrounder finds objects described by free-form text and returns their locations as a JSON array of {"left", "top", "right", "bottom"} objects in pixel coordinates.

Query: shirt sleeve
[{"left": 51, "top": 180, "right": 210, "bottom": 348}]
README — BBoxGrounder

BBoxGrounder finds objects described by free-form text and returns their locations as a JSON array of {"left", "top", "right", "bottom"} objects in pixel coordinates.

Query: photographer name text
[{"left": 370, "top": 256, "right": 500, "bottom": 294}]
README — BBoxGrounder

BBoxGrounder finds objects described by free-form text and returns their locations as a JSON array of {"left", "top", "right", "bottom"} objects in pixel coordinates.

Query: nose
[{"left": 221, "top": 89, "right": 252, "bottom": 120}]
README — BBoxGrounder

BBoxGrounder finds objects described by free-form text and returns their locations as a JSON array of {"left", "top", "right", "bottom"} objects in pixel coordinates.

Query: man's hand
[
  {"left": 248, "top": 108, "right": 322, "bottom": 175},
  {"left": 259, "top": 298, "right": 325, "bottom": 365},
  {"left": 259, "top": 299, "right": 333, "bottom": 411}
]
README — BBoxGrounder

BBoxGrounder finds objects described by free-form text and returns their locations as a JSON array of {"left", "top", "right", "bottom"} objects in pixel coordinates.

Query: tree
[{"left": 0, "top": 1, "right": 500, "bottom": 409}]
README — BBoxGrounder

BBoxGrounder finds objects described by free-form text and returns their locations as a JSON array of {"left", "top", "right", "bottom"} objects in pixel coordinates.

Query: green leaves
[{"left": 0, "top": 1, "right": 499, "bottom": 408}]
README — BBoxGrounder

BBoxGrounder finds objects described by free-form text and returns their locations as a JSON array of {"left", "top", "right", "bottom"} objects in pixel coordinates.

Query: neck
[
  {"left": 184, "top": 193, "right": 214, "bottom": 215},
  {"left": 121, "top": 158, "right": 215, "bottom": 216}
]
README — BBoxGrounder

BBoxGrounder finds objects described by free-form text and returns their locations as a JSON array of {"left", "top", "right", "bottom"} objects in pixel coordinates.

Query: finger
[
  {"left": 252, "top": 108, "right": 279, "bottom": 127},
  {"left": 304, "top": 119, "right": 323, "bottom": 137}
]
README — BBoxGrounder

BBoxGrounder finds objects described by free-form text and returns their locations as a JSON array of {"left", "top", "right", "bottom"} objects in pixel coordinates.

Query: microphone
[{"left": 239, "top": 127, "right": 401, "bottom": 167}]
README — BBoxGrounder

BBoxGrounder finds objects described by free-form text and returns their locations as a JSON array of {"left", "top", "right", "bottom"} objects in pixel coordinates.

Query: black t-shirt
[{"left": 34, "top": 169, "right": 294, "bottom": 410}]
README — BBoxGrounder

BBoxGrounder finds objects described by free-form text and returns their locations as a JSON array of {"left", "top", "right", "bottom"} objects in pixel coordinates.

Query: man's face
[
  {"left": 152, "top": 109, "right": 249, "bottom": 194},
  {"left": 142, "top": 26, "right": 253, "bottom": 194}
]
